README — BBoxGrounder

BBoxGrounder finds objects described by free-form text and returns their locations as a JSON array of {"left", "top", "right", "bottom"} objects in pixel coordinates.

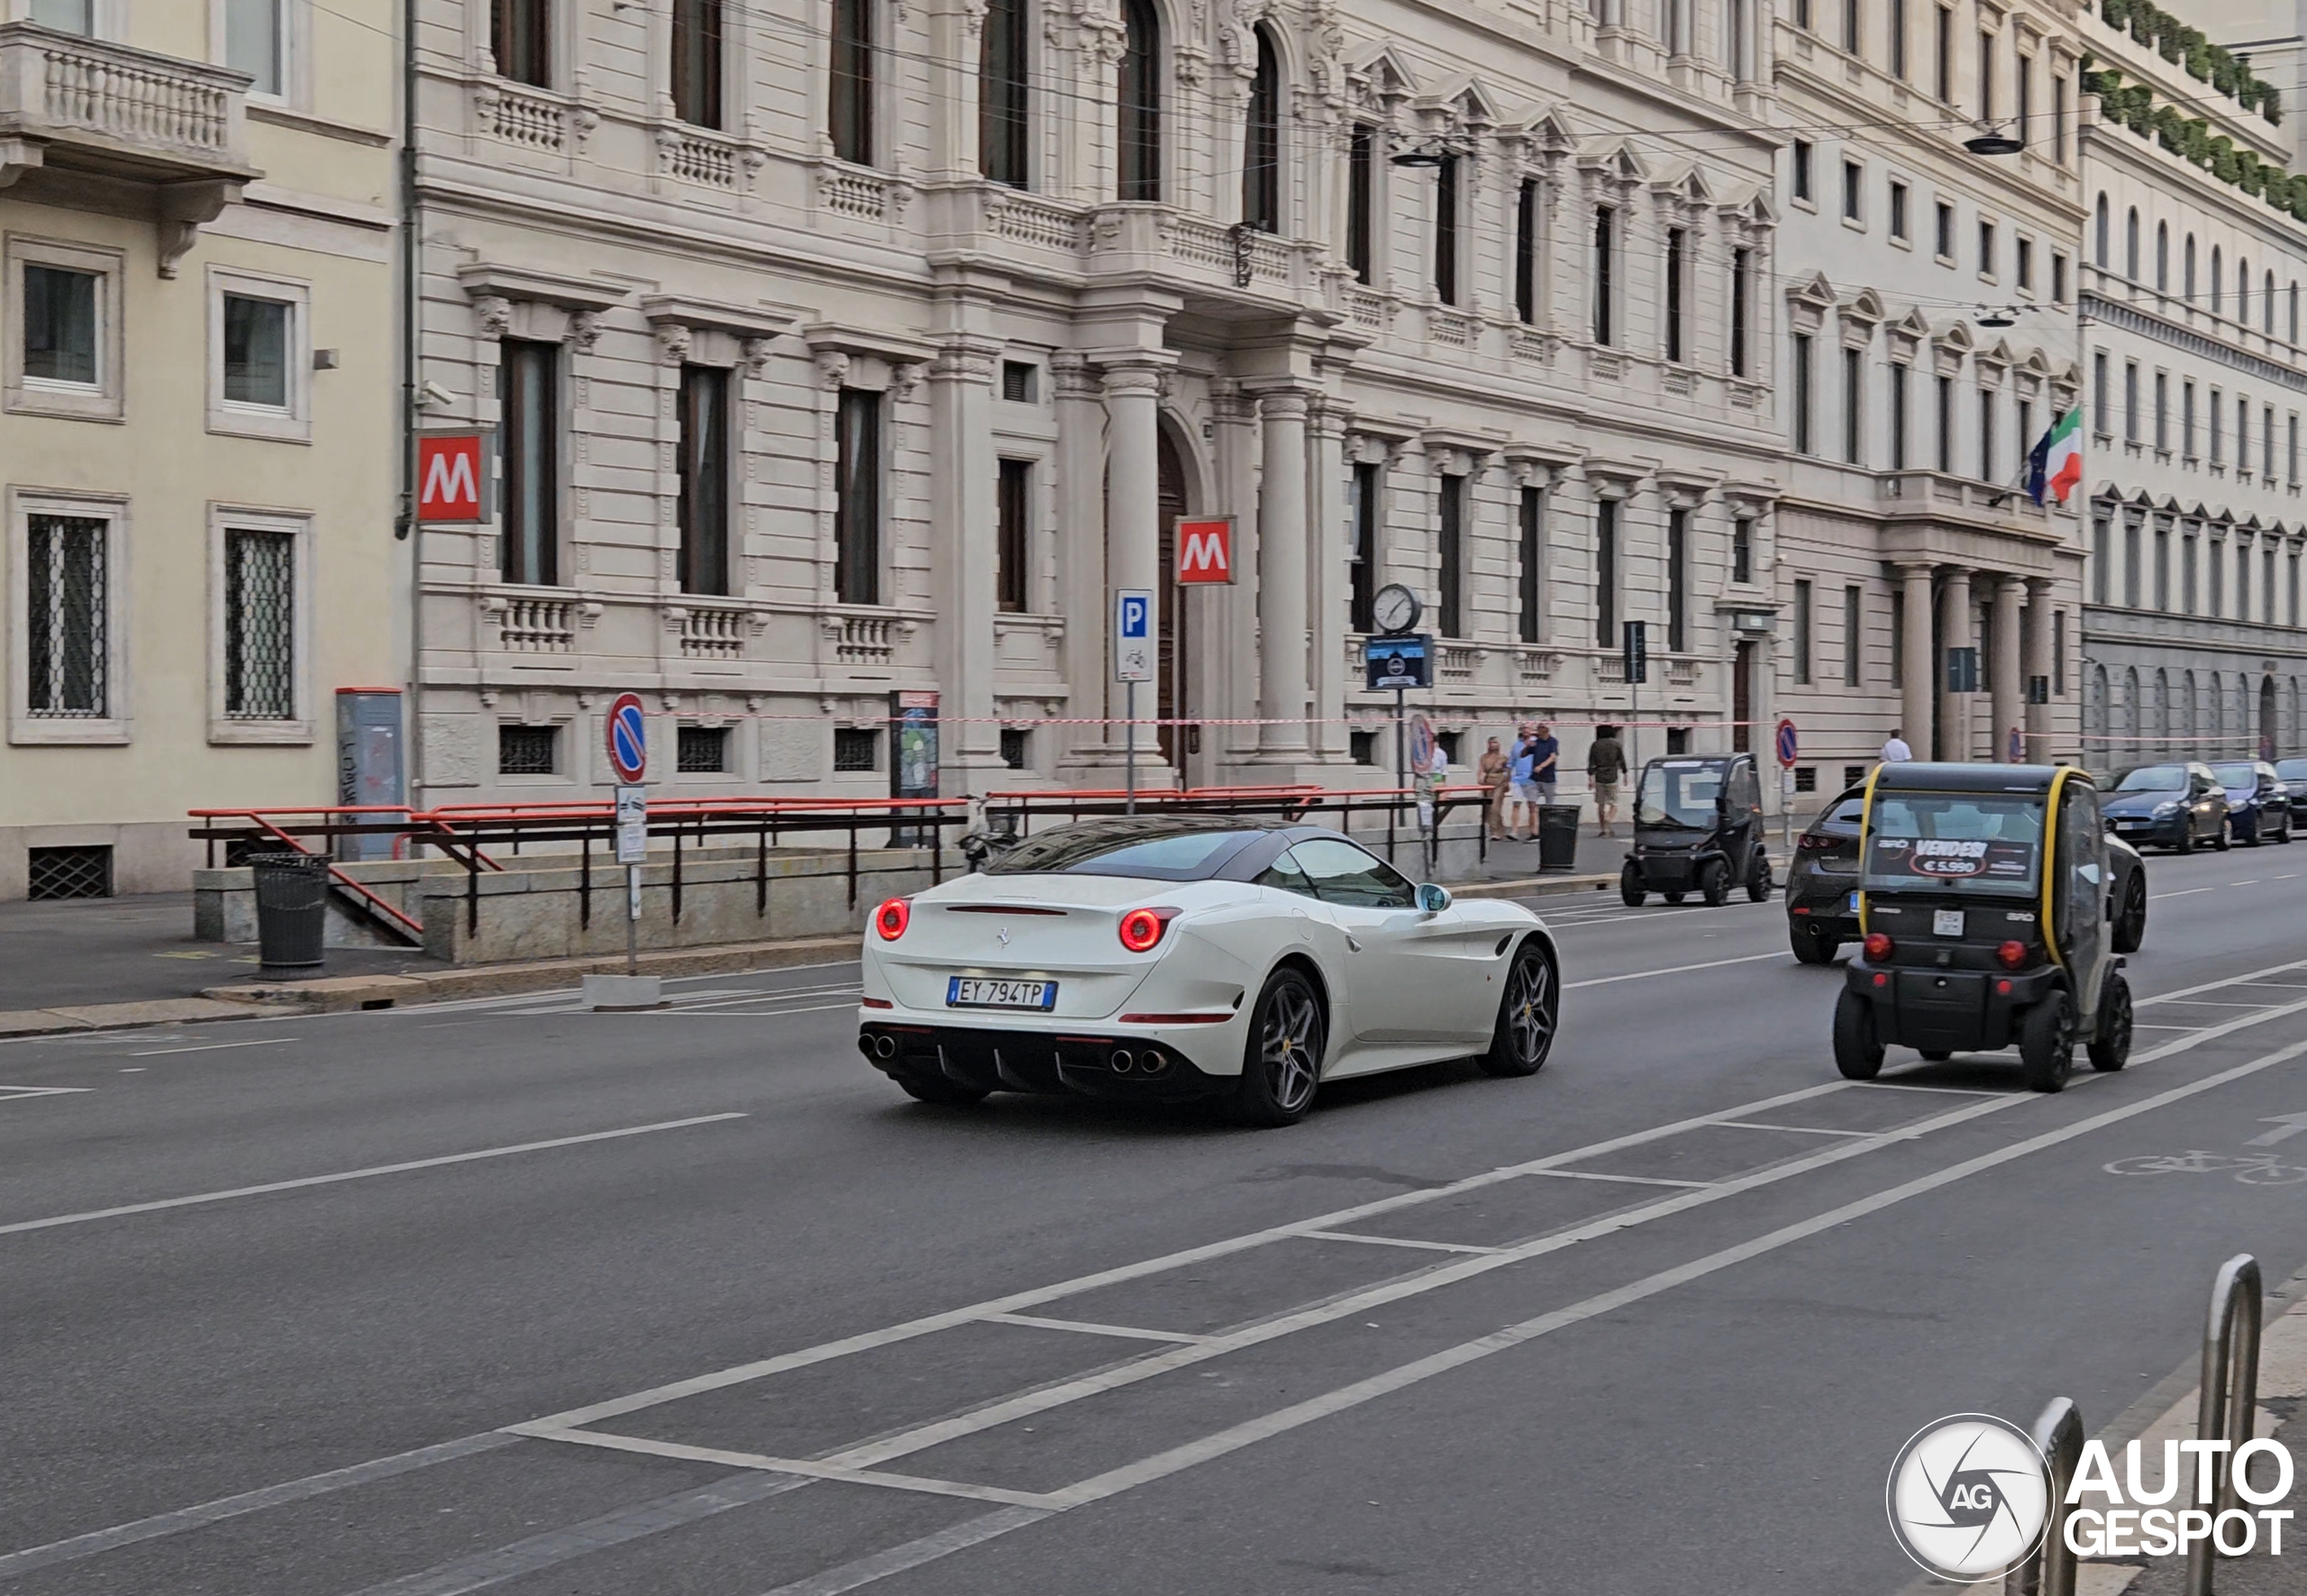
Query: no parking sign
[{"left": 1775, "top": 717, "right": 1799, "bottom": 768}]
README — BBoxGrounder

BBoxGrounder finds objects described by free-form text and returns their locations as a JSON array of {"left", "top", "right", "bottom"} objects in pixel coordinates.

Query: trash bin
[
  {"left": 1536, "top": 805, "right": 1582, "bottom": 873},
  {"left": 249, "top": 851, "right": 329, "bottom": 973}
]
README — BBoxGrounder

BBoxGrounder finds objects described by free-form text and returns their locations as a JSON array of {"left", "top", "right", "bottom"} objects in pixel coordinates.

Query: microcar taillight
[
  {"left": 1996, "top": 939, "right": 2029, "bottom": 971},
  {"left": 1863, "top": 931, "right": 1895, "bottom": 962}
]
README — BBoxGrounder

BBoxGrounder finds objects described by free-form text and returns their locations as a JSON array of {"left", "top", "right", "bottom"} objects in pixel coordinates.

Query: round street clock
[{"left": 1372, "top": 583, "right": 1422, "bottom": 637}]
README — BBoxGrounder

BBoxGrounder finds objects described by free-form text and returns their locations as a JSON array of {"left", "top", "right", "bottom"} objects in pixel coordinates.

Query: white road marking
[
  {"left": 0, "top": 1435, "right": 516, "bottom": 1580},
  {"left": 1710, "top": 1120, "right": 1874, "bottom": 1137},
  {"left": 2149, "top": 887, "right": 2219, "bottom": 901},
  {"left": 506, "top": 1425, "right": 1055, "bottom": 1510},
  {"left": 0, "top": 1085, "right": 93, "bottom": 1099},
  {"left": 750, "top": 1507, "right": 1053, "bottom": 1596},
  {"left": 2137, "top": 956, "right": 2307, "bottom": 1008},
  {"left": 1522, "top": 1167, "right": 1714, "bottom": 1189},
  {"left": 980, "top": 1313, "right": 1211, "bottom": 1345},
  {"left": 1565, "top": 950, "right": 1786, "bottom": 988},
  {"left": 1298, "top": 1228, "right": 1509, "bottom": 1256},
  {"left": 126, "top": 1036, "right": 301, "bottom": 1058},
  {"left": 747, "top": 1028, "right": 2307, "bottom": 1594},
  {"left": 0, "top": 1114, "right": 748, "bottom": 1240},
  {"left": 2232, "top": 880, "right": 2262, "bottom": 887}
]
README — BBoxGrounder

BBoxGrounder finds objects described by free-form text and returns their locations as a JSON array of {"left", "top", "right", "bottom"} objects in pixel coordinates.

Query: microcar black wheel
[
  {"left": 1833, "top": 990, "right": 1883, "bottom": 1081},
  {"left": 1746, "top": 854, "right": 1772, "bottom": 904},
  {"left": 2111, "top": 874, "right": 2147, "bottom": 954},
  {"left": 2020, "top": 991, "right": 2074, "bottom": 1093},
  {"left": 1701, "top": 860, "right": 1730, "bottom": 907},
  {"left": 1790, "top": 924, "right": 1838, "bottom": 965},
  {"left": 1232, "top": 967, "right": 1325, "bottom": 1128},
  {"left": 2088, "top": 972, "right": 2133, "bottom": 1073},
  {"left": 1619, "top": 863, "right": 1645, "bottom": 908},
  {"left": 1478, "top": 939, "right": 1557, "bottom": 1079}
]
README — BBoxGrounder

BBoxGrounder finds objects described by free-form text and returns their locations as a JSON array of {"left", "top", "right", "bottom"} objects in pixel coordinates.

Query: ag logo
[{"left": 1885, "top": 1414, "right": 2051, "bottom": 1582}]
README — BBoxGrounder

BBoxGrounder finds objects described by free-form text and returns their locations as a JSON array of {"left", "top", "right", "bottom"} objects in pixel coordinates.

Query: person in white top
[{"left": 1880, "top": 730, "right": 1913, "bottom": 763}]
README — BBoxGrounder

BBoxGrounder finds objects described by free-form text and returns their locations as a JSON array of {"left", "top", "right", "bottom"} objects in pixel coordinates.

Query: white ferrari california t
[{"left": 856, "top": 816, "right": 1561, "bottom": 1126}]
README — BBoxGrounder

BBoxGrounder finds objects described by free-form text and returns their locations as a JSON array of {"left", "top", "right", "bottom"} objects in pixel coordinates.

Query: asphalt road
[{"left": 5, "top": 845, "right": 2307, "bottom": 1593}]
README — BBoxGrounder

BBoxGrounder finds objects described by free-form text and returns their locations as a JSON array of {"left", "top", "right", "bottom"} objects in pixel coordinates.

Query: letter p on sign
[
  {"left": 418, "top": 433, "right": 488, "bottom": 523},
  {"left": 1174, "top": 517, "right": 1235, "bottom": 585}
]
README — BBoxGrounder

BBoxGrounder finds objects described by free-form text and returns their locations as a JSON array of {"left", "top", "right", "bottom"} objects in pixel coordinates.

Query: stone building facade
[
  {"left": 1765, "top": 0, "right": 2089, "bottom": 799},
  {"left": 0, "top": 0, "right": 399, "bottom": 898},
  {"left": 2077, "top": 0, "right": 2307, "bottom": 771},
  {"left": 408, "top": 0, "right": 1801, "bottom": 810}
]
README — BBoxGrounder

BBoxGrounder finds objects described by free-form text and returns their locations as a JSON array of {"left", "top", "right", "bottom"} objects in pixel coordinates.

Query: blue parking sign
[{"left": 1114, "top": 589, "right": 1154, "bottom": 682}]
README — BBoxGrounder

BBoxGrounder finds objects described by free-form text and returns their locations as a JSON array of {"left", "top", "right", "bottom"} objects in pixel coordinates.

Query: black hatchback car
[
  {"left": 1786, "top": 786, "right": 1865, "bottom": 963},
  {"left": 2102, "top": 762, "right": 2229, "bottom": 853}
]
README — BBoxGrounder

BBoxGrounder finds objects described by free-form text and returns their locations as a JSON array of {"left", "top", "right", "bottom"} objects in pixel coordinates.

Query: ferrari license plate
[
  {"left": 947, "top": 977, "right": 1057, "bottom": 1010},
  {"left": 1933, "top": 909, "right": 1965, "bottom": 937}
]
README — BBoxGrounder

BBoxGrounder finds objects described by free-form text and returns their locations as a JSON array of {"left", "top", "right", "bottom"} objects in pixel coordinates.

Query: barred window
[
  {"left": 677, "top": 725, "right": 729, "bottom": 773},
  {"left": 26, "top": 515, "right": 105, "bottom": 717},
  {"left": 833, "top": 726, "right": 878, "bottom": 771},
  {"left": 223, "top": 528, "right": 296, "bottom": 719},
  {"left": 497, "top": 725, "right": 558, "bottom": 774}
]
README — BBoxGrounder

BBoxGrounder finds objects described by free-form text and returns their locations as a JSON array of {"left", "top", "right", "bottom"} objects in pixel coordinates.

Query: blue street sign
[
  {"left": 1364, "top": 634, "right": 1432, "bottom": 691},
  {"left": 606, "top": 691, "right": 648, "bottom": 784},
  {"left": 1114, "top": 588, "right": 1154, "bottom": 683}
]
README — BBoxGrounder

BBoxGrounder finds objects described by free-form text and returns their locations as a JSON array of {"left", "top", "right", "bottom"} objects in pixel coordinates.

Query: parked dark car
[
  {"left": 2105, "top": 832, "right": 2147, "bottom": 953},
  {"left": 2102, "top": 762, "right": 2229, "bottom": 853},
  {"left": 1619, "top": 753, "right": 1772, "bottom": 907},
  {"left": 1787, "top": 786, "right": 1865, "bottom": 963},
  {"left": 2278, "top": 758, "right": 2307, "bottom": 789},
  {"left": 2210, "top": 761, "right": 2293, "bottom": 845}
]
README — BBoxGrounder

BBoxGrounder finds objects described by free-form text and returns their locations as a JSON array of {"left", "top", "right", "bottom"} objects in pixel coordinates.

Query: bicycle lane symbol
[{"left": 2103, "top": 1150, "right": 2307, "bottom": 1186}]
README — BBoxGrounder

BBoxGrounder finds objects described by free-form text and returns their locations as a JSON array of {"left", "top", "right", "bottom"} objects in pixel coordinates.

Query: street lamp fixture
[
  {"left": 1390, "top": 139, "right": 1460, "bottom": 169},
  {"left": 1976, "top": 306, "right": 2018, "bottom": 328},
  {"left": 1964, "top": 123, "right": 2024, "bottom": 156}
]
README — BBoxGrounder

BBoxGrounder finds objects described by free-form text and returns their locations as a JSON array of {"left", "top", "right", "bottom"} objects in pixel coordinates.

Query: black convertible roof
[{"left": 1872, "top": 762, "right": 2087, "bottom": 796}]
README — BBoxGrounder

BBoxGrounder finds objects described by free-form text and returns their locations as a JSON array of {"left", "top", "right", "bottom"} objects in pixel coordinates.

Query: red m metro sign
[
  {"left": 417, "top": 433, "right": 488, "bottom": 523},
  {"left": 1174, "top": 516, "right": 1235, "bottom": 585}
]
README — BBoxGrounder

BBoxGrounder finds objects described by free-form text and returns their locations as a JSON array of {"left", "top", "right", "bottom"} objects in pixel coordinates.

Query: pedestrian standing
[
  {"left": 1880, "top": 728, "right": 1913, "bottom": 763},
  {"left": 1588, "top": 725, "right": 1628, "bottom": 837},
  {"left": 1507, "top": 725, "right": 1537, "bottom": 839},
  {"left": 1478, "top": 736, "right": 1510, "bottom": 840},
  {"left": 1527, "top": 722, "right": 1561, "bottom": 805}
]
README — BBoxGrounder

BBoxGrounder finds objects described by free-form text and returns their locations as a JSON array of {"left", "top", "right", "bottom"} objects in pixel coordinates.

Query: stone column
[
  {"left": 1254, "top": 388, "right": 1312, "bottom": 759},
  {"left": 1100, "top": 358, "right": 1173, "bottom": 778},
  {"left": 1992, "top": 575, "right": 2025, "bottom": 762},
  {"left": 1898, "top": 561, "right": 1935, "bottom": 761},
  {"left": 930, "top": 335, "right": 1006, "bottom": 780},
  {"left": 1051, "top": 353, "right": 1108, "bottom": 764},
  {"left": 2022, "top": 577, "right": 2054, "bottom": 763},
  {"left": 1308, "top": 397, "right": 1351, "bottom": 762},
  {"left": 1937, "top": 568, "right": 1974, "bottom": 761}
]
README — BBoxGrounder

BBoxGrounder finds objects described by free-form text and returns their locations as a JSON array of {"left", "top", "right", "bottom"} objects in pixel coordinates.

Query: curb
[
  {"left": 199, "top": 935, "right": 862, "bottom": 1015},
  {"left": 1450, "top": 873, "right": 1615, "bottom": 900},
  {"left": 0, "top": 998, "right": 261, "bottom": 1039}
]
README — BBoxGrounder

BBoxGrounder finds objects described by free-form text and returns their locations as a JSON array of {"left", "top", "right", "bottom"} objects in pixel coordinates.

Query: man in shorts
[{"left": 1587, "top": 724, "right": 1628, "bottom": 837}]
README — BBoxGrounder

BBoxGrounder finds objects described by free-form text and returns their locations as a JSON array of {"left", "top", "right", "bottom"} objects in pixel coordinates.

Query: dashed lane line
[
  {"left": 0, "top": 1114, "right": 748, "bottom": 1241},
  {"left": 1565, "top": 950, "right": 1787, "bottom": 988}
]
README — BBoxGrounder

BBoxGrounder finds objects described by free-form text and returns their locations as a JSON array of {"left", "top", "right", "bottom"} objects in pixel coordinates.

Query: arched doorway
[
  {"left": 2261, "top": 673, "right": 2278, "bottom": 758},
  {"left": 1155, "top": 428, "right": 1190, "bottom": 769}
]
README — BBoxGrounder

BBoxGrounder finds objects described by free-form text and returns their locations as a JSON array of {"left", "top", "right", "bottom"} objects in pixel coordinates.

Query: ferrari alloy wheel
[
  {"left": 1479, "top": 939, "right": 1558, "bottom": 1079},
  {"left": 1234, "top": 967, "right": 1326, "bottom": 1127}
]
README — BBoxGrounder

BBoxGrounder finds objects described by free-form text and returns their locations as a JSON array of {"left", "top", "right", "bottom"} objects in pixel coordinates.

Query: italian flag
[{"left": 2028, "top": 408, "right": 2084, "bottom": 506}]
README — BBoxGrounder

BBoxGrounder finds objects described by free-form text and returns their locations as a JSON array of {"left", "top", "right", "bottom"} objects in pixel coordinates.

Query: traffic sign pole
[
  {"left": 604, "top": 694, "right": 650, "bottom": 979},
  {"left": 1126, "top": 679, "right": 1137, "bottom": 817},
  {"left": 1775, "top": 717, "right": 1800, "bottom": 854}
]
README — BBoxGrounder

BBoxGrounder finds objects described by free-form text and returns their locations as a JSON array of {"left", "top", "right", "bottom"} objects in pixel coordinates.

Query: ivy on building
[
  {"left": 2094, "top": 0, "right": 2282, "bottom": 124},
  {"left": 2084, "top": 68, "right": 2307, "bottom": 223}
]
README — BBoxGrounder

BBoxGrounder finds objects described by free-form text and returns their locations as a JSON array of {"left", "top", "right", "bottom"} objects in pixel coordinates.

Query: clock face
[{"left": 1373, "top": 583, "right": 1421, "bottom": 635}]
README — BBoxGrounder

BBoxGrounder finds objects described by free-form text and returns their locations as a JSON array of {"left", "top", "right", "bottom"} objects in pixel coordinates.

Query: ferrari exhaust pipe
[
  {"left": 871, "top": 1034, "right": 898, "bottom": 1060},
  {"left": 857, "top": 1035, "right": 877, "bottom": 1059},
  {"left": 1137, "top": 1050, "right": 1168, "bottom": 1076},
  {"left": 1109, "top": 1049, "right": 1135, "bottom": 1074}
]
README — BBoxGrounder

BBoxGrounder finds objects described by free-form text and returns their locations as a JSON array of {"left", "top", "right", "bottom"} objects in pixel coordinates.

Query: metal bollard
[
  {"left": 2006, "top": 1398, "right": 2084, "bottom": 1596},
  {"left": 2186, "top": 1253, "right": 2263, "bottom": 1596}
]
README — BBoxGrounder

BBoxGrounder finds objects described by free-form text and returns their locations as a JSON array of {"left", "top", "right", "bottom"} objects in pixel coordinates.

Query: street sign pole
[
  {"left": 589, "top": 695, "right": 659, "bottom": 1012},
  {"left": 1114, "top": 589, "right": 1154, "bottom": 819},
  {"left": 1126, "top": 679, "right": 1137, "bottom": 817}
]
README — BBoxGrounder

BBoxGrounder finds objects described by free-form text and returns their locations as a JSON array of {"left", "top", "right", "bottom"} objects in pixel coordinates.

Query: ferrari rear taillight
[
  {"left": 1117, "top": 907, "right": 1180, "bottom": 953},
  {"left": 1863, "top": 931, "right": 1894, "bottom": 961},
  {"left": 873, "top": 897, "right": 910, "bottom": 941}
]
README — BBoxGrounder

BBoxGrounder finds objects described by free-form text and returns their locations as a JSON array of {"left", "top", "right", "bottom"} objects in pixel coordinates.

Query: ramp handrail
[
  {"left": 2186, "top": 1253, "right": 2263, "bottom": 1596},
  {"left": 186, "top": 807, "right": 425, "bottom": 941},
  {"left": 2006, "top": 1397, "right": 2084, "bottom": 1596}
]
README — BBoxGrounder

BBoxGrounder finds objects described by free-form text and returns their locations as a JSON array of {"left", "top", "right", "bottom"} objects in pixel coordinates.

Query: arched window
[
  {"left": 1117, "top": 0, "right": 1161, "bottom": 201},
  {"left": 2125, "top": 207, "right": 2139, "bottom": 279},
  {"left": 2156, "top": 222, "right": 2169, "bottom": 290},
  {"left": 2093, "top": 193, "right": 2110, "bottom": 266},
  {"left": 2212, "top": 245, "right": 2224, "bottom": 315},
  {"left": 1242, "top": 25, "right": 1281, "bottom": 233},
  {"left": 2185, "top": 234, "right": 2197, "bottom": 301},
  {"left": 980, "top": 0, "right": 1030, "bottom": 187}
]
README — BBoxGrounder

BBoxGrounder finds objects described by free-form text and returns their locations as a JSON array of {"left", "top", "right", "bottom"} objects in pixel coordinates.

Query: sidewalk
[{"left": 0, "top": 893, "right": 442, "bottom": 1034}]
